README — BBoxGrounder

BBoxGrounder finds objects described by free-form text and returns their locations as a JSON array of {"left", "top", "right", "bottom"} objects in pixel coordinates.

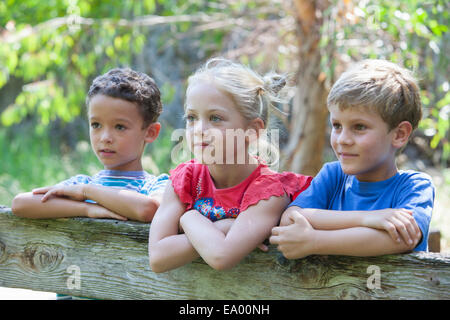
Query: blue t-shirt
[{"left": 289, "top": 161, "right": 435, "bottom": 251}]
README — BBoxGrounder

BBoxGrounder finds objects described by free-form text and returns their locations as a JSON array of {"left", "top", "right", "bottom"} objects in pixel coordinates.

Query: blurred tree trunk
[{"left": 282, "top": 0, "right": 330, "bottom": 176}]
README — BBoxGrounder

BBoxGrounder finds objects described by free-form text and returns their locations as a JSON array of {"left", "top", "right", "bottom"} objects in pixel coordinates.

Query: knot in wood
[{"left": 23, "top": 243, "right": 64, "bottom": 272}]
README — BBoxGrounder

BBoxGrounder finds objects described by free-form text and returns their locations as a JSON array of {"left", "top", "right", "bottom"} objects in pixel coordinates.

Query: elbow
[
  {"left": 11, "top": 193, "right": 29, "bottom": 218},
  {"left": 205, "top": 252, "right": 237, "bottom": 271},
  {"left": 138, "top": 199, "right": 159, "bottom": 223},
  {"left": 148, "top": 245, "right": 169, "bottom": 273},
  {"left": 149, "top": 256, "right": 170, "bottom": 274}
]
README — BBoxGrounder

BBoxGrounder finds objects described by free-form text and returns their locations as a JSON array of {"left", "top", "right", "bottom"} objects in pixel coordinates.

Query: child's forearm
[
  {"left": 295, "top": 207, "right": 366, "bottom": 230},
  {"left": 313, "top": 227, "right": 417, "bottom": 256},
  {"left": 83, "top": 185, "right": 158, "bottom": 222},
  {"left": 180, "top": 210, "right": 232, "bottom": 270},
  {"left": 148, "top": 233, "right": 200, "bottom": 273},
  {"left": 12, "top": 192, "right": 88, "bottom": 219}
]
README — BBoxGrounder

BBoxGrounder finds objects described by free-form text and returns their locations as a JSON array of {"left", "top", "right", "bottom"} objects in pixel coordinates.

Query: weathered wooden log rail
[{"left": 0, "top": 205, "right": 449, "bottom": 300}]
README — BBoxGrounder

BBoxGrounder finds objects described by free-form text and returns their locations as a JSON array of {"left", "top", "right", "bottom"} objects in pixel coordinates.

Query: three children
[{"left": 11, "top": 58, "right": 435, "bottom": 273}]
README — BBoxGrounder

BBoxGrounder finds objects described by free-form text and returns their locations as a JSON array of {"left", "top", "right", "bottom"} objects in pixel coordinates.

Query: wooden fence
[{"left": 0, "top": 206, "right": 449, "bottom": 300}]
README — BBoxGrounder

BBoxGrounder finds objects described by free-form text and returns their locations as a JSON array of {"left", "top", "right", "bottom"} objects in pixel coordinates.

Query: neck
[
  {"left": 208, "top": 157, "right": 259, "bottom": 189},
  {"left": 355, "top": 160, "right": 398, "bottom": 182}
]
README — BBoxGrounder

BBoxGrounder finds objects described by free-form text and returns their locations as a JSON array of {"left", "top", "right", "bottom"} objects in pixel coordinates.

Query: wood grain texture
[{"left": 0, "top": 206, "right": 449, "bottom": 300}]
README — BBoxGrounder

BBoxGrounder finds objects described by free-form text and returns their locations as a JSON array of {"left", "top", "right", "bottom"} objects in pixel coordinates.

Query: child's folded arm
[
  {"left": 148, "top": 182, "right": 200, "bottom": 273},
  {"left": 12, "top": 192, "right": 87, "bottom": 219},
  {"left": 287, "top": 205, "right": 420, "bottom": 246},
  {"left": 11, "top": 191, "right": 125, "bottom": 220},
  {"left": 180, "top": 194, "right": 290, "bottom": 271},
  {"left": 81, "top": 185, "right": 159, "bottom": 222},
  {"left": 33, "top": 184, "right": 158, "bottom": 223},
  {"left": 313, "top": 226, "right": 420, "bottom": 256},
  {"left": 271, "top": 213, "right": 420, "bottom": 259}
]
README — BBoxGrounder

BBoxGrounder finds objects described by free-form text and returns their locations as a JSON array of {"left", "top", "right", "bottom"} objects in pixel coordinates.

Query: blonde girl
[{"left": 149, "top": 58, "right": 311, "bottom": 272}]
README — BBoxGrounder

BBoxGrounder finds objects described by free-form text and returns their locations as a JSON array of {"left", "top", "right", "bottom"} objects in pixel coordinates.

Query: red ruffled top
[{"left": 170, "top": 159, "right": 312, "bottom": 222}]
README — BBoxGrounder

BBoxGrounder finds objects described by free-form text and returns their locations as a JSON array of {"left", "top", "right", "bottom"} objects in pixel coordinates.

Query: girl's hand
[
  {"left": 33, "top": 185, "right": 87, "bottom": 202},
  {"left": 85, "top": 203, "right": 128, "bottom": 221},
  {"left": 361, "top": 209, "right": 421, "bottom": 246}
]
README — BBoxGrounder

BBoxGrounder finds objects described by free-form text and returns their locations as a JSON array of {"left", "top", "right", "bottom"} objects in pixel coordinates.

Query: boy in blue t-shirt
[
  {"left": 12, "top": 68, "right": 168, "bottom": 222},
  {"left": 270, "top": 59, "right": 435, "bottom": 258}
]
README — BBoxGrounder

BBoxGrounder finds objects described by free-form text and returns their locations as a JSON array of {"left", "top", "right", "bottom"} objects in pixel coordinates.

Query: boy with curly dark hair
[{"left": 12, "top": 68, "right": 168, "bottom": 222}]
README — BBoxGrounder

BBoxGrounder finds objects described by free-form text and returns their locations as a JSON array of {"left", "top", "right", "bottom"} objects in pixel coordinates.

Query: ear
[
  {"left": 144, "top": 122, "right": 161, "bottom": 144},
  {"left": 249, "top": 118, "right": 265, "bottom": 134},
  {"left": 246, "top": 118, "right": 265, "bottom": 143},
  {"left": 391, "top": 121, "right": 413, "bottom": 149}
]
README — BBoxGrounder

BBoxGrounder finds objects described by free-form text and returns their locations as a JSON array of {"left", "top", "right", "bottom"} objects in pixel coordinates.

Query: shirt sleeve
[
  {"left": 394, "top": 172, "right": 435, "bottom": 252},
  {"left": 169, "top": 161, "right": 196, "bottom": 209},
  {"left": 140, "top": 174, "right": 169, "bottom": 198},
  {"left": 288, "top": 161, "right": 340, "bottom": 210},
  {"left": 240, "top": 170, "right": 312, "bottom": 212}
]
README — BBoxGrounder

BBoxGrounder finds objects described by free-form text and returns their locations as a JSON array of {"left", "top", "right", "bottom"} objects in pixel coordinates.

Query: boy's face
[
  {"left": 88, "top": 94, "right": 159, "bottom": 171},
  {"left": 329, "top": 104, "right": 398, "bottom": 182}
]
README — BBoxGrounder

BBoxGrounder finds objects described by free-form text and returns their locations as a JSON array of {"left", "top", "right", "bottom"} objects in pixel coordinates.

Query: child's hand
[
  {"left": 85, "top": 203, "right": 128, "bottom": 221},
  {"left": 33, "top": 185, "right": 87, "bottom": 202},
  {"left": 269, "top": 211, "right": 316, "bottom": 259},
  {"left": 279, "top": 209, "right": 298, "bottom": 226},
  {"left": 361, "top": 209, "right": 421, "bottom": 246}
]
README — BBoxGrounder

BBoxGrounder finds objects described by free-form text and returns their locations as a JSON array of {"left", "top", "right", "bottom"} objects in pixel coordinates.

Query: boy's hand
[
  {"left": 85, "top": 203, "right": 128, "bottom": 221},
  {"left": 33, "top": 185, "right": 87, "bottom": 202},
  {"left": 269, "top": 211, "right": 316, "bottom": 259},
  {"left": 361, "top": 209, "right": 421, "bottom": 246},
  {"left": 279, "top": 208, "right": 298, "bottom": 226}
]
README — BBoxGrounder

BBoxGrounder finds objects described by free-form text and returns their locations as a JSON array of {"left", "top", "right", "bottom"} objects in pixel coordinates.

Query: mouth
[
  {"left": 338, "top": 152, "right": 358, "bottom": 158},
  {"left": 99, "top": 149, "right": 116, "bottom": 156},
  {"left": 193, "top": 142, "right": 211, "bottom": 148}
]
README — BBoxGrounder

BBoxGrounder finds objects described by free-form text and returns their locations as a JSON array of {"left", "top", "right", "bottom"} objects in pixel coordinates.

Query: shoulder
[
  {"left": 396, "top": 170, "right": 435, "bottom": 191},
  {"left": 168, "top": 160, "right": 205, "bottom": 207},
  {"left": 240, "top": 166, "right": 311, "bottom": 211},
  {"left": 169, "top": 159, "right": 203, "bottom": 180},
  {"left": 321, "top": 161, "right": 343, "bottom": 176}
]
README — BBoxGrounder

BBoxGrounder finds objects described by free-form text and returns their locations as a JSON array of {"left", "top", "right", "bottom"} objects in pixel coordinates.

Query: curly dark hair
[{"left": 86, "top": 68, "right": 162, "bottom": 127}]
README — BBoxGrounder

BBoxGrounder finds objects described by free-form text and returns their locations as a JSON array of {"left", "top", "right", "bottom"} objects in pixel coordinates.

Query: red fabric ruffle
[{"left": 240, "top": 168, "right": 312, "bottom": 212}]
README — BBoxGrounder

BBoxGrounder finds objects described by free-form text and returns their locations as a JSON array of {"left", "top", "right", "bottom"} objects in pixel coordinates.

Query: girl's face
[
  {"left": 185, "top": 81, "right": 258, "bottom": 165},
  {"left": 88, "top": 94, "right": 158, "bottom": 171}
]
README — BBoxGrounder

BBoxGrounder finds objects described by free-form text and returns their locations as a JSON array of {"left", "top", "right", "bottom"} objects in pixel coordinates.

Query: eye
[
  {"left": 331, "top": 122, "right": 341, "bottom": 130},
  {"left": 90, "top": 122, "right": 100, "bottom": 129},
  {"left": 354, "top": 124, "right": 367, "bottom": 131},
  {"left": 184, "top": 114, "right": 196, "bottom": 123},
  {"left": 115, "top": 124, "right": 126, "bottom": 131},
  {"left": 210, "top": 114, "right": 222, "bottom": 122}
]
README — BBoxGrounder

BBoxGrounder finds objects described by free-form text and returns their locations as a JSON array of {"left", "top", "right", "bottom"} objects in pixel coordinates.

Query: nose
[
  {"left": 100, "top": 128, "right": 113, "bottom": 144},
  {"left": 192, "top": 119, "right": 212, "bottom": 141},
  {"left": 336, "top": 128, "right": 353, "bottom": 145}
]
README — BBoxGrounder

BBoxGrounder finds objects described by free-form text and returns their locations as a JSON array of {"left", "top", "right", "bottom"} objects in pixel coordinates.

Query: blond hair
[
  {"left": 186, "top": 57, "right": 289, "bottom": 168},
  {"left": 186, "top": 57, "right": 288, "bottom": 127},
  {"left": 327, "top": 59, "right": 422, "bottom": 130}
]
